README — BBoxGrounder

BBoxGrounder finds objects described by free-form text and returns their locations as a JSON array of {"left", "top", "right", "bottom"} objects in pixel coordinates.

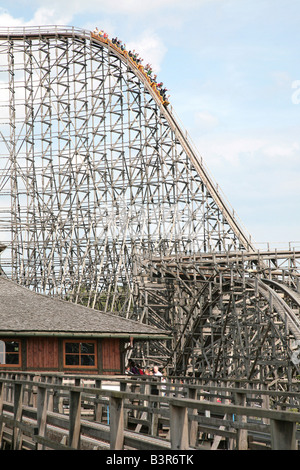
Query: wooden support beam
[
  {"left": 36, "top": 386, "right": 48, "bottom": 450},
  {"left": 94, "top": 379, "right": 103, "bottom": 422},
  {"left": 69, "top": 390, "right": 81, "bottom": 449},
  {"left": 109, "top": 395, "right": 124, "bottom": 450},
  {"left": 170, "top": 403, "right": 189, "bottom": 450},
  {"left": 234, "top": 392, "right": 248, "bottom": 450},
  {"left": 13, "top": 382, "right": 23, "bottom": 450},
  {"left": 187, "top": 387, "right": 198, "bottom": 447},
  {"left": 0, "top": 382, "right": 4, "bottom": 445},
  {"left": 270, "top": 419, "right": 297, "bottom": 450}
]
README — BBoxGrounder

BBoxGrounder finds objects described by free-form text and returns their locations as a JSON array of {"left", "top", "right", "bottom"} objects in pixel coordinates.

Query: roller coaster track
[
  {"left": 0, "top": 25, "right": 254, "bottom": 281},
  {"left": 250, "top": 278, "right": 300, "bottom": 340},
  {"left": 90, "top": 31, "right": 255, "bottom": 253},
  {"left": 171, "top": 275, "right": 300, "bottom": 376},
  {"left": 1, "top": 26, "right": 300, "bottom": 385},
  {"left": 144, "top": 251, "right": 300, "bottom": 377},
  {"left": 262, "top": 278, "right": 300, "bottom": 308},
  {"left": 0, "top": 25, "right": 253, "bottom": 252}
]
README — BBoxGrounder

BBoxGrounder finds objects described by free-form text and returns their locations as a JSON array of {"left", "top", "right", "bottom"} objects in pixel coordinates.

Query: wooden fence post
[
  {"left": 270, "top": 419, "right": 297, "bottom": 450},
  {"left": 188, "top": 387, "right": 198, "bottom": 447},
  {"left": 32, "top": 375, "right": 40, "bottom": 408},
  {"left": 46, "top": 376, "right": 54, "bottom": 412},
  {"left": 170, "top": 403, "right": 189, "bottom": 450},
  {"left": 109, "top": 395, "right": 124, "bottom": 450},
  {"left": 0, "top": 381, "right": 4, "bottom": 446},
  {"left": 94, "top": 379, "right": 103, "bottom": 422},
  {"left": 52, "top": 376, "right": 64, "bottom": 413},
  {"left": 6, "top": 373, "right": 13, "bottom": 403},
  {"left": 69, "top": 390, "right": 81, "bottom": 449},
  {"left": 36, "top": 386, "right": 48, "bottom": 450},
  {"left": 13, "top": 382, "right": 23, "bottom": 450},
  {"left": 120, "top": 380, "right": 128, "bottom": 428},
  {"left": 150, "top": 378, "right": 159, "bottom": 436},
  {"left": 234, "top": 391, "right": 248, "bottom": 450}
]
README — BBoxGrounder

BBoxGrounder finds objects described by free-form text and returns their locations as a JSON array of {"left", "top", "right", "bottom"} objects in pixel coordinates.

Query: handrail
[
  {"left": 1, "top": 370, "right": 300, "bottom": 391},
  {"left": 0, "top": 373, "right": 300, "bottom": 450},
  {"left": 0, "top": 25, "right": 90, "bottom": 38}
]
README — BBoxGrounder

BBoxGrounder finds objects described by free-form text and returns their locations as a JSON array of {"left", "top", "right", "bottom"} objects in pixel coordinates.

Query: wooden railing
[{"left": 0, "top": 372, "right": 300, "bottom": 451}]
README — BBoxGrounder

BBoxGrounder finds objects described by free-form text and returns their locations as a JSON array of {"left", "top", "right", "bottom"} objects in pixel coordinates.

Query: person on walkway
[
  {"left": 153, "top": 365, "right": 162, "bottom": 376},
  {"left": 128, "top": 359, "right": 140, "bottom": 375}
]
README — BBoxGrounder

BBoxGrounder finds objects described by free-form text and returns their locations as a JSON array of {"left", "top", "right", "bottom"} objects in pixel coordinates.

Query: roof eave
[{"left": 0, "top": 330, "right": 172, "bottom": 340}]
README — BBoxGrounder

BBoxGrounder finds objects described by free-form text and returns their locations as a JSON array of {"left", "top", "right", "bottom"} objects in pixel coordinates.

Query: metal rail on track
[
  {"left": 248, "top": 277, "right": 300, "bottom": 341},
  {"left": 150, "top": 249, "right": 300, "bottom": 263},
  {"left": 263, "top": 278, "right": 300, "bottom": 307}
]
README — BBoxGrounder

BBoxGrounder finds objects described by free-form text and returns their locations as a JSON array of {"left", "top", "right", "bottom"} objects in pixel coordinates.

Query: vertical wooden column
[
  {"left": 170, "top": 403, "right": 189, "bottom": 450},
  {"left": 234, "top": 391, "right": 248, "bottom": 450},
  {"left": 187, "top": 387, "right": 198, "bottom": 447},
  {"left": 6, "top": 373, "right": 13, "bottom": 403},
  {"left": 53, "top": 376, "right": 63, "bottom": 413},
  {"left": 0, "top": 381, "right": 4, "bottom": 446},
  {"left": 109, "top": 394, "right": 124, "bottom": 450},
  {"left": 94, "top": 379, "right": 103, "bottom": 422},
  {"left": 32, "top": 375, "right": 40, "bottom": 408},
  {"left": 22, "top": 374, "right": 29, "bottom": 406},
  {"left": 69, "top": 390, "right": 82, "bottom": 449},
  {"left": 36, "top": 385, "right": 48, "bottom": 450},
  {"left": 27, "top": 374, "right": 35, "bottom": 406},
  {"left": 270, "top": 419, "right": 297, "bottom": 450},
  {"left": 120, "top": 380, "right": 128, "bottom": 428},
  {"left": 13, "top": 382, "right": 23, "bottom": 450},
  {"left": 46, "top": 376, "right": 55, "bottom": 412},
  {"left": 150, "top": 378, "right": 159, "bottom": 436},
  {"left": 262, "top": 388, "right": 270, "bottom": 425}
]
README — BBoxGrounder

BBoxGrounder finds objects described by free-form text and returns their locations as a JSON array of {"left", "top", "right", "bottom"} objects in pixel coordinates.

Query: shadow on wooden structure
[{"left": 0, "top": 372, "right": 300, "bottom": 450}]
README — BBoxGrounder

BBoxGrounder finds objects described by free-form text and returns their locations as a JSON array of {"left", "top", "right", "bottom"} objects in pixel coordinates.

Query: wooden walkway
[{"left": 0, "top": 372, "right": 300, "bottom": 451}]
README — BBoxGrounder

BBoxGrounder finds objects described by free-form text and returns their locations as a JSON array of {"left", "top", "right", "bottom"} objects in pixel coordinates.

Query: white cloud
[
  {"left": 193, "top": 130, "right": 300, "bottom": 244},
  {"left": 194, "top": 111, "right": 219, "bottom": 130},
  {"left": 262, "top": 141, "right": 300, "bottom": 160},
  {"left": 27, "top": 7, "right": 73, "bottom": 26},
  {"left": 196, "top": 128, "right": 300, "bottom": 169},
  {"left": 196, "top": 134, "right": 264, "bottom": 168},
  {"left": 126, "top": 31, "right": 167, "bottom": 74},
  {"left": 271, "top": 71, "right": 291, "bottom": 88},
  {"left": 0, "top": 6, "right": 72, "bottom": 27},
  {"left": 27, "top": 0, "right": 205, "bottom": 16},
  {"left": 0, "top": 9, "right": 24, "bottom": 26}
]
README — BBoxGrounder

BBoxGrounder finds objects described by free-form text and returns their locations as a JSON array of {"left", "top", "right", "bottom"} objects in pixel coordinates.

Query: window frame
[
  {"left": 0, "top": 339, "right": 21, "bottom": 368},
  {"left": 63, "top": 339, "right": 98, "bottom": 370}
]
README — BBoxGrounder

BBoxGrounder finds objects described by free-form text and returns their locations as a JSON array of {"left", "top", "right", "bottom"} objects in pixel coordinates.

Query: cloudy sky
[{"left": 0, "top": 0, "right": 300, "bottom": 249}]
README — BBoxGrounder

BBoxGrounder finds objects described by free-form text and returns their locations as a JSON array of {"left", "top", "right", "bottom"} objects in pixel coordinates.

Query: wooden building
[{"left": 0, "top": 275, "right": 169, "bottom": 375}]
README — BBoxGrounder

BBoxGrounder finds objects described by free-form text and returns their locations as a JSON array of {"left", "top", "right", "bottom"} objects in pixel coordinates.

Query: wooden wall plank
[
  {"left": 101, "top": 338, "right": 121, "bottom": 374},
  {"left": 27, "top": 337, "right": 59, "bottom": 370}
]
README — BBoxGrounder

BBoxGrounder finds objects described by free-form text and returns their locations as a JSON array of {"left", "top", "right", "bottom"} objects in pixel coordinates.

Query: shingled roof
[{"left": 0, "top": 276, "right": 170, "bottom": 339}]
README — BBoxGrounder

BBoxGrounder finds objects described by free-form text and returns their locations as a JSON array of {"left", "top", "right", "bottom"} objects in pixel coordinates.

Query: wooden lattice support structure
[
  {"left": 0, "top": 26, "right": 300, "bottom": 386},
  {"left": 136, "top": 249, "right": 300, "bottom": 385}
]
